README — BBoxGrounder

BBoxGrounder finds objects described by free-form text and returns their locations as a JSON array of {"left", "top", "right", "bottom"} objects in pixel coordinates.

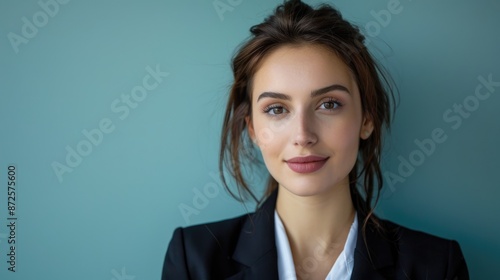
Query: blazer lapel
[
  {"left": 226, "top": 191, "right": 399, "bottom": 280},
  {"left": 350, "top": 213, "right": 397, "bottom": 280},
  {"left": 227, "top": 191, "right": 279, "bottom": 280}
]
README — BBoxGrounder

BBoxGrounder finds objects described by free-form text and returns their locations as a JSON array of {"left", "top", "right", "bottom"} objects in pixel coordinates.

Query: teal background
[{"left": 0, "top": 0, "right": 498, "bottom": 279}]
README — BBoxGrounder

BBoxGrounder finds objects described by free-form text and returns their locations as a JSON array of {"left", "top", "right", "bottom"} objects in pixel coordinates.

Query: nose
[{"left": 292, "top": 110, "right": 318, "bottom": 147}]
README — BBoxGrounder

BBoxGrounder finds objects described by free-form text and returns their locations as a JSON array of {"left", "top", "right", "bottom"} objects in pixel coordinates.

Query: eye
[
  {"left": 263, "top": 104, "right": 288, "bottom": 116},
  {"left": 319, "top": 98, "right": 343, "bottom": 111}
]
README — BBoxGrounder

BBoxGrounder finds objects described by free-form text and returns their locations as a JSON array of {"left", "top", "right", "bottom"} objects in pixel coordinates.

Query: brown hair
[{"left": 219, "top": 0, "right": 395, "bottom": 232}]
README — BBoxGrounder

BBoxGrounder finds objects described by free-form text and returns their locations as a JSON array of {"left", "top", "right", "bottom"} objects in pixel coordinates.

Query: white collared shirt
[{"left": 274, "top": 211, "right": 358, "bottom": 280}]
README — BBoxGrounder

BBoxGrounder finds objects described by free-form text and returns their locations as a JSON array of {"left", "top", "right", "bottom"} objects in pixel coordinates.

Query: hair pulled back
[{"left": 219, "top": 0, "right": 395, "bottom": 233}]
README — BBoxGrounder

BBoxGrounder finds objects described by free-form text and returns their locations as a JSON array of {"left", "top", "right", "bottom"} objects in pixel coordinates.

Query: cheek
[
  {"left": 254, "top": 125, "right": 284, "bottom": 172},
  {"left": 323, "top": 118, "right": 362, "bottom": 152},
  {"left": 254, "top": 126, "right": 286, "bottom": 154},
  {"left": 252, "top": 115, "right": 289, "bottom": 150}
]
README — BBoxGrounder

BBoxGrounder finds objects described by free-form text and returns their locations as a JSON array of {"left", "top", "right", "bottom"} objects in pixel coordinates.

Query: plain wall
[{"left": 0, "top": 0, "right": 498, "bottom": 279}]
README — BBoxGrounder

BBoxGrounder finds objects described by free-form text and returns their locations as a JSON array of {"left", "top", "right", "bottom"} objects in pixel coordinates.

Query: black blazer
[{"left": 162, "top": 190, "right": 469, "bottom": 279}]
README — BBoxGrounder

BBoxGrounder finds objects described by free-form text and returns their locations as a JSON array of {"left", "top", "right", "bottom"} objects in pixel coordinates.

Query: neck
[{"left": 275, "top": 180, "right": 355, "bottom": 259}]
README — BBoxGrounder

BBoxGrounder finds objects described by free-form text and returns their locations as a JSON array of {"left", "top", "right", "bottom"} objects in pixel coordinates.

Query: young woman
[{"left": 162, "top": 1, "right": 469, "bottom": 279}]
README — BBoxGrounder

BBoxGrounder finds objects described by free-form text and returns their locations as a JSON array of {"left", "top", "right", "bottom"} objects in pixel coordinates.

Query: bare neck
[{"left": 275, "top": 181, "right": 355, "bottom": 258}]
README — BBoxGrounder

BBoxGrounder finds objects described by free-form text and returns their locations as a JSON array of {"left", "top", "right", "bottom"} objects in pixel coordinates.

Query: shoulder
[
  {"left": 174, "top": 214, "right": 249, "bottom": 250},
  {"left": 375, "top": 218, "right": 469, "bottom": 279},
  {"left": 163, "top": 192, "right": 278, "bottom": 279},
  {"left": 162, "top": 214, "right": 251, "bottom": 279},
  {"left": 382, "top": 218, "right": 461, "bottom": 257}
]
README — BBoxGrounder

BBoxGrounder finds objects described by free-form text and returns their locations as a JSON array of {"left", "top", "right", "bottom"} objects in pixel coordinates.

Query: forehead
[{"left": 252, "top": 44, "right": 357, "bottom": 99}]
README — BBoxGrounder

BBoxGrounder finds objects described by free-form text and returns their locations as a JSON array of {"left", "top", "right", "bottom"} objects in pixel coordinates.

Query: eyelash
[
  {"left": 262, "top": 98, "right": 343, "bottom": 116},
  {"left": 319, "top": 98, "right": 343, "bottom": 110}
]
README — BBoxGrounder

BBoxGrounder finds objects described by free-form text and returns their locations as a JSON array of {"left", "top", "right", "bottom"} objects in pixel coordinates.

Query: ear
[
  {"left": 245, "top": 116, "right": 257, "bottom": 144},
  {"left": 360, "top": 115, "right": 374, "bottom": 140}
]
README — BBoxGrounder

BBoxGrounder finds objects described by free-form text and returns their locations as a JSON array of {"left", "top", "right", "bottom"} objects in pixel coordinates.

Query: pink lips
[{"left": 285, "top": 155, "right": 329, "bottom": 173}]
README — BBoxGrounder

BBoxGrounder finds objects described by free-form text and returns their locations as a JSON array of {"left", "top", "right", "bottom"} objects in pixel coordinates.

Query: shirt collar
[{"left": 274, "top": 210, "right": 358, "bottom": 280}]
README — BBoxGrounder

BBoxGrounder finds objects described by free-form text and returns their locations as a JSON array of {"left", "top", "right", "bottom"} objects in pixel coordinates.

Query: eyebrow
[{"left": 256, "top": 84, "right": 350, "bottom": 102}]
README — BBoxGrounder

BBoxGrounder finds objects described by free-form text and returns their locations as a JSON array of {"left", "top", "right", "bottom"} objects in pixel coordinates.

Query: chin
[
  {"left": 278, "top": 179, "right": 332, "bottom": 197},
  {"left": 277, "top": 172, "right": 349, "bottom": 198}
]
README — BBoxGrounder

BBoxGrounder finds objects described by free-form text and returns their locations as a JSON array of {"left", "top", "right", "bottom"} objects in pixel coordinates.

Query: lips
[{"left": 285, "top": 155, "right": 329, "bottom": 173}]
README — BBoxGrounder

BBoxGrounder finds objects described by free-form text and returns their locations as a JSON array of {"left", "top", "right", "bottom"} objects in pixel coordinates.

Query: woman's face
[{"left": 246, "top": 44, "right": 373, "bottom": 197}]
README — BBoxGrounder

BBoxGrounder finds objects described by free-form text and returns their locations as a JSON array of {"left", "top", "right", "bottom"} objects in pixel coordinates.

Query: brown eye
[
  {"left": 272, "top": 107, "right": 284, "bottom": 114},
  {"left": 319, "top": 99, "right": 342, "bottom": 111},
  {"left": 263, "top": 105, "right": 288, "bottom": 116},
  {"left": 323, "top": 102, "right": 334, "bottom": 109}
]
